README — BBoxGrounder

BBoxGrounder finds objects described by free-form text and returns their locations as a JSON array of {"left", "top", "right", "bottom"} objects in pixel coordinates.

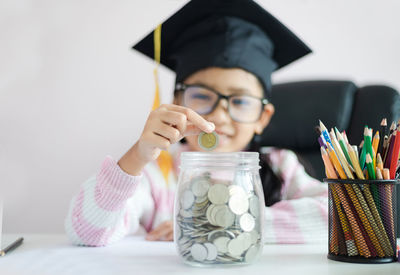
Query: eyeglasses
[{"left": 175, "top": 83, "right": 268, "bottom": 123}]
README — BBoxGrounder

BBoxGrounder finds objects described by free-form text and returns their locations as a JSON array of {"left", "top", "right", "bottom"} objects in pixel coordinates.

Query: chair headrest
[{"left": 260, "top": 80, "right": 357, "bottom": 150}]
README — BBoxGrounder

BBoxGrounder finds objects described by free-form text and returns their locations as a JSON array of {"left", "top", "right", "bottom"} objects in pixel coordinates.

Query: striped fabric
[{"left": 65, "top": 146, "right": 328, "bottom": 246}]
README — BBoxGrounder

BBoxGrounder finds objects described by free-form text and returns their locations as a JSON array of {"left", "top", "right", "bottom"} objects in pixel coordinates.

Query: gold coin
[{"left": 198, "top": 132, "right": 218, "bottom": 150}]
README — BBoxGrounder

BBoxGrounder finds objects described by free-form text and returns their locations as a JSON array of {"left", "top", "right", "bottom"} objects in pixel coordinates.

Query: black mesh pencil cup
[{"left": 324, "top": 178, "right": 398, "bottom": 263}]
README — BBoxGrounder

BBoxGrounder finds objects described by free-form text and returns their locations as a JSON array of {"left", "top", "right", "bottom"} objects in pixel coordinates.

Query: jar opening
[{"left": 180, "top": 152, "right": 260, "bottom": 169}]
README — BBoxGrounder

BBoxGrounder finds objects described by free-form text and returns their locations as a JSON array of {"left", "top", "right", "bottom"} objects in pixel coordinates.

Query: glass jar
[{"left": 174, "top": 152, "right": 265, "bottom": 267}]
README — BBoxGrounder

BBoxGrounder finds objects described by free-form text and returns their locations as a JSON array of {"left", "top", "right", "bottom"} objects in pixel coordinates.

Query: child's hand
[
  {"left": 119, "top": 104, "right": 214, "bottom": 175},
  {"left": 145, "top": 220, "right": 174, "bottom": 241},
  {"left": 137, "top": 104, "right": 214, "bottom": 162}
]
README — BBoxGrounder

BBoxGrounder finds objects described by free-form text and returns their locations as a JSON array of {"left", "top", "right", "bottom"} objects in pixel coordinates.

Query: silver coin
[
  {"left": 207, "top": 230, "right": 235, "bottom": 242},
  {"left": 179, "top": 208, "right": 193, "bottom": 218},
  {"left": 204, "top": 242, "right": 218, "bottom": 261},
  {"left": 227, "top": 238, "right": 244, "bottom": 257},
  {"left": 248, "top": 195, "right": 260, "bottom": 217},
  {"left": 236, "top": 232, "right": 252, "bottom": 251},
  {"left": 175, "top": 225, "right": 182, "bottom": 240},
  {"left": 181, "top": 190, "right": 195, "bottom": 209},
  {"left": 214, "top": 205, "right": 235, "bottom": 228},
  {"left": 195, "top": 194, "right": 208, "bottom": 203},
  {"left": 213, "top": 236, "right": 230, "bottom": 253},
  {"left": 191, "top": 178, "right": 210, "bottom": 197},
  {"left": 191, "top": 243, "right": 208, "bottom": 262},
  {"left": 206, "top": 204, "right": 217, "bottom": 225},
  {"left": 240, "top": 213, "right": 255, "bottom": 232},
  {"left": 244, "top": 245, "right": 259, "bottom": 263},
  {"left": 208, "top": 183, "right": 229, "bottom": 204},
  {"left": 228, "top": 194, "right": 249, "bottom": 215}
]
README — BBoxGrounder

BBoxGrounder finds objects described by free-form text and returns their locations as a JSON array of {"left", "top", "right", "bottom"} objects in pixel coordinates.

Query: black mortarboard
[{"left": 132, "top": 0, "right": 312, "bottom": 98}]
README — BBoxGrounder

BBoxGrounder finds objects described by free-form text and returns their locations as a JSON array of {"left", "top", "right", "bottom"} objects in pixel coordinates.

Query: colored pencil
[
  {"left": 333, "top": 184, "right": 371, "bottom": 257},
  {"left": 343, "top": 183, "right": 385, "bottom": 257},
  {"left": 348, "top": 144, "right": 365, "bottom": 180},
  {"left": 319, "top": 120, "right": 333, "bottom": 147},
  {"left": 321, "top": 147, "right": 337, "bottom": 179},
  {"left": 336, "top": 128, "right": 353, "bottom": 168},
  {"left": 366, "top": 154, "right": 376, "bottom": 180},
  {"left": 330, "top": 131, "right": 354, "bottom": 179},
  {"left": 389, "top": 130, "right": 400, "bottom": 179},
  {"left": 384, "top": 131, "right": 396, "bottom": 169},
  {"left": 327, "top": 144, "right": 347, "bottom": 179},
  {"left": 331, "top": 186, "right": 358, "bottom": 256},
  {"left": 362, "top": 182, "right": 394, "bottom": 256},
  {"left": 359, "top": 141, "right": 367, "bottom": 171},
  {"left": 378, "top": 118, "right": 387, "bottom": 156}
]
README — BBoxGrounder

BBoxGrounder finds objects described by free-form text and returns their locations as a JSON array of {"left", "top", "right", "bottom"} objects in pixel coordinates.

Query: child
[{"left": 65, "top": 0, "right": 328, "bottom": 246}]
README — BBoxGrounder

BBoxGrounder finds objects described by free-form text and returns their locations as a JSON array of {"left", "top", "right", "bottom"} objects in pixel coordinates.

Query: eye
[
  {"left": 232, "top": 97, "right": 252, "bottom": 106},
  {"left": 190, "top": 93, "right": 211, "bottom": 100}
]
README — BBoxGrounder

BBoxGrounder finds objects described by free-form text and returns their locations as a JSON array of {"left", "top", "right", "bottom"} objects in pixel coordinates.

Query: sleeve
[
  {"left": 263, "top": 149, "right": 328, "bottom": 244},
  {"left": 64, "top": 156, "right": 154, "bottom": 246}
]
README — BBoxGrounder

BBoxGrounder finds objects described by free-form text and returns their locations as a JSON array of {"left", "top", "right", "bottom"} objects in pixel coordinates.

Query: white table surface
[{"left": 0, "top": 234, "right": 399, "bottom": 275}]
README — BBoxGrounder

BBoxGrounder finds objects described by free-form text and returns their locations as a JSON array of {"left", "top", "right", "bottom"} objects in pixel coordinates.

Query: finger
[
  {"left": 164, "top": 105, "right": 215, "bottom": 133},
  {"left": 146, "top": 224, "right": 172, "bottom": 241},
  {"left": 145, "top": 132, "right": 170, "bottom": 151},
  {"left": 164, "top": 231, "right": 174, "bottom": 241},
  {"left": 183, "top": 124, "right": 204, "bottom": 137},
  {"left": 154, "top": 120, "right": 182, "bottom": 144},
  {"left": 159, "top": 110, "right": 187, "bottom": 134}
]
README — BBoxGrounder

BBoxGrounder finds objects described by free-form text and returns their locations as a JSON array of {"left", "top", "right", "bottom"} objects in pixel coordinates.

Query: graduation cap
[{"left": 132, "top": 0, "right": 312, "bottom": 98}]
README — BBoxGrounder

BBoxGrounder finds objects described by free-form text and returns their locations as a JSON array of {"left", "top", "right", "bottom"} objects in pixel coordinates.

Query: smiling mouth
[{"left": 214, "top": 129, "right": 234, "bottom": 137}]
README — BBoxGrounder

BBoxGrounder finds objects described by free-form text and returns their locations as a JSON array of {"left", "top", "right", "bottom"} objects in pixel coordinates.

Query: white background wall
[{"left": 1, "top": 0, "right": 399, "bottom": 233}]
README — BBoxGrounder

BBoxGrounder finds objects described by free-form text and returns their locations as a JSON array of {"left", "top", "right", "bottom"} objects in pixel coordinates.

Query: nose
[{"left": 206, "top": 98, "right": 231, "bottom": 124}]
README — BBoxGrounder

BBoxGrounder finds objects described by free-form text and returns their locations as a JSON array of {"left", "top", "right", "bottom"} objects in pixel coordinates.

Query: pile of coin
[{"left": 176, "top": 172, "right": 262, "bottom": 265}]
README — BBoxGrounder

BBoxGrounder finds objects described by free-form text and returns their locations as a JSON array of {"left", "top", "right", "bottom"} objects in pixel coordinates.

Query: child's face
[{"left": 175, "top": 67, "right": 275, "bottom": 152}]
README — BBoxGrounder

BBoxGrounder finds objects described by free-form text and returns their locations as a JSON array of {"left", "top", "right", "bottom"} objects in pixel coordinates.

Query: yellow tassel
[{"left": 152, "top": 23, "right": 172, "bottom": 186}]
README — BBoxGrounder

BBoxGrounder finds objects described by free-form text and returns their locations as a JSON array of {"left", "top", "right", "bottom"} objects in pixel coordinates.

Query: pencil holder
[{"left": 324, "top": 178, "right": 399, "bottom": 263}]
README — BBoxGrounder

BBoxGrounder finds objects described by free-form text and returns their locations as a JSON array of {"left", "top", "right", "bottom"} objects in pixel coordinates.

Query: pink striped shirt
[{"left": 65, "top": 146, "right": 328, "bottom": 246}]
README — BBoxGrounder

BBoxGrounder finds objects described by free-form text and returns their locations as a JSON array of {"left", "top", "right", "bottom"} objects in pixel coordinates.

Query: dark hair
[{"left": 247, "top": 135, "right": 283, "bottom": 207}]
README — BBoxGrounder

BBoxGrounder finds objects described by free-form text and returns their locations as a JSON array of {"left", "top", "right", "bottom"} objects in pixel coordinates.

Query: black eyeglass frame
[{"left": 175, "top": 83, "right": 269, "bottom": 123}]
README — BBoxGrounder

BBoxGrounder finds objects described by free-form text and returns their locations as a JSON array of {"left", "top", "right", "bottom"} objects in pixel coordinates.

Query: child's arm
[
  {"left": 64, "top": 156, "right": 151, "bottom": 246},
  {"left": 65, "top": 104, "right": 214, "bottom": 246},
  {"left": 263, "top": 149, "right": 328, "bottom": 244}
]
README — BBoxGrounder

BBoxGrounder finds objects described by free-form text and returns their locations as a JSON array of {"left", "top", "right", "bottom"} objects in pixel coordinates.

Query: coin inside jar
[
  {"left": 191, "top": 243, "right": 208, "bottom": 262},
  {"left": 208, "top": 183, "right": 229, "bottom": 204},
  {"left": 198, "top": 131, "right": 218, "bottom": 151}
]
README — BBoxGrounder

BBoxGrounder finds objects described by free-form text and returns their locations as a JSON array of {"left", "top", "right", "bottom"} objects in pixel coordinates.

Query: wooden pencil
[
  {"left": 319, "top": 120, "right": 333, "bottom": 147},
  {"left": 378, "top": 118, "right": 387, "bottom": 156},
  {"left": 330, "top": 131, "right": 354, "bottom": 179},
  {"left": 336, "top": 128, "right": 353, "bottom": 168},
  {"left": 389, "top": 130, "right": 400, "bottom": 179},
  {"left": 321, "top": 147, "right": 337, "bottom": 179},
  {"left": 382, "top": 168, "right": 395, "bottom": 248},
  {"left": 343, "top": 183, "right": 385, "bottom": 257},
  {"left": 362, "top": 180, "right": 394, "bottom": 256},
  {"left": 372, "top": 131, "right": 379, "bottom": 168},
  {"left": 333, "top": 184, "right": 371, "bottom": 257},
  {"left": 366, "top": 154, "right": 376, "bottom": 180},
  {"left": 348, "top": 144, "right": 365, "bottom": 180},
  {"left": 327, "top": 143, "right": 347, "bottom": 179},
  {"left": 384, "top": 131, "right": 396, "bottom": 169},
  {"left": 331, "top": 186, "right": 358, "bottom": 256}
]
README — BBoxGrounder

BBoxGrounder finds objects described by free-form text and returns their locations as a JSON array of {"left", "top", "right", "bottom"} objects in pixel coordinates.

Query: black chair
[{"left": 262, "top": 80, "right": 400, "bottom": 235}]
